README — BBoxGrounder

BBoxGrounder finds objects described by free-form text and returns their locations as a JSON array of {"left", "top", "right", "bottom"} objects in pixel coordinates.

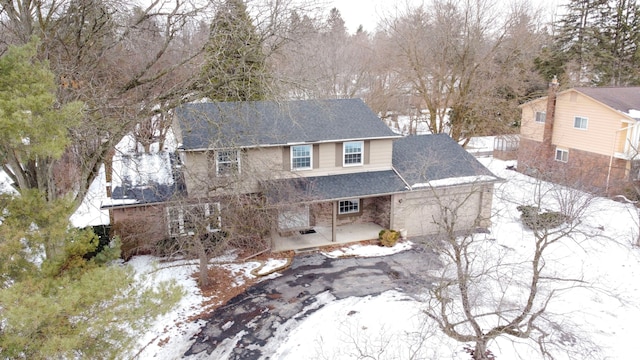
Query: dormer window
[
  {"left": 343, "top": 141, "right": 364, "bottom": 166},
  {"left": 291, "top": 145, "right": 312, "bottom": 170}
]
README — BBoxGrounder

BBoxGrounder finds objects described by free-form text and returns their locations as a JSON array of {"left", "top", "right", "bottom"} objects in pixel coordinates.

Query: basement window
[{"left": 555, "top": 148, "right": 569, "bottom": 163}]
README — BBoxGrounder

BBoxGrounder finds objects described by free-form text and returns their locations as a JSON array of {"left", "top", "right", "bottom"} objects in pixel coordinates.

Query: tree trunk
[
  {"left": 474, "top": 339, "right": 490, "bottom": 360},
  {"left": 198, "top": 239, "right": 210, "bottom": 287}
]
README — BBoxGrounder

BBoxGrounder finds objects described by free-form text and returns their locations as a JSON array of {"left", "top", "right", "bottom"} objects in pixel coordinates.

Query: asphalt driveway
[{"left": 185, "top": 243, "right": 442, "bottom": 359}]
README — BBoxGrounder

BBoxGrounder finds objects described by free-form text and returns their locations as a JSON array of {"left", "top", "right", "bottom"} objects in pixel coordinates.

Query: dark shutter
[
  {"left": 313, "top": 144, "right": 320, "bottom": 169},
  {"left": 335, "top": 142, "right": 342, "bottom": 167},
  {"left": 364, "top": 140, "right": 370, "bottom": 165},
  {"left": 283, "top": 147, "right": 290, "bottom": 170}
]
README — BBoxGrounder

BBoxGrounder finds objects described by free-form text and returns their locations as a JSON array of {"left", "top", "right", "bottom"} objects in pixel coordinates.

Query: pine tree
[
  {"left": 198, "top": 0, "right": 271, "bottom": 101},
  {"left": 0, "top": 38, "right": 84, "bottom": 200},
  {"left": 592, "top": 0, "right": 640, "bottom": 85},
  {"left": 544, "top": 0, "right": 640, "bottom": 86},
  {"left": 0, "top": 41, "right": 183, "bottom": 359}
]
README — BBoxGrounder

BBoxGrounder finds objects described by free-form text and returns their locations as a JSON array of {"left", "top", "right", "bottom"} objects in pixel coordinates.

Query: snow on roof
[
  {"left": 108, "top": 151, "right": 183, "bottom": 207},
  {"left": 70, "top": 165, "right": 110, "bottom": 227},
  {"left": 411, "top": 174, "right": 499, "bottom": 189},
  {"left": 112, "top": 152, "right": 174, "bottom": 189},
  {"left": 628, "top": 109, "right": 640, "bottom": 119}
]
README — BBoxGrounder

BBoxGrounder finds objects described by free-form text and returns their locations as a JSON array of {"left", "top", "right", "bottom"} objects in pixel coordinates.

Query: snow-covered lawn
[{"left": 131, "top": 157, "right": 640, "bottom": 359}]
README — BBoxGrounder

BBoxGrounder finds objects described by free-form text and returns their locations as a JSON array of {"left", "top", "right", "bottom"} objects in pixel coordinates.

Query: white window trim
[
  {"left": 216, "top": 149, "right": 241, "bottom": 176},
  {"left": 535, "top": 111, "right": 546, "bottom": 123},
  {"left": 343, "top": 141, "right": 364, "bottom": 167},
  {"left": 338, "top": 199, "right": 360, "bottom": 215},
  {"left": 291, "top": 144, "right": 312, "bottom": 171},
  {"left": 166, "top": 203, "right": 221, "bottom": 237},
  {"left": 555, "top": 148, "right": 569, "bottom": 163},
  {"left": 574, "top": 116, "right": 588, "bottom": 130}
]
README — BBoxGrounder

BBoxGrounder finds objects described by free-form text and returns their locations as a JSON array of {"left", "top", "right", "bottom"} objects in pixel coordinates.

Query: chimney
[{"left": 543, "top": 76, "right": 559, "bottom": 146}]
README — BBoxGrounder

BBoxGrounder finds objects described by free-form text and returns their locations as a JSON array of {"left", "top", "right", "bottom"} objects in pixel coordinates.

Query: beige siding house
[
  {"left": 105, "top": 99, "right": 498, "bottom": 254},
  {"left": 518, "top": 82, "right": 640, "bottom": 193}
]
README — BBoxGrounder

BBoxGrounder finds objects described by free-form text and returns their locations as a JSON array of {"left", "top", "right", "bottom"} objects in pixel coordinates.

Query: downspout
[
  {"left": 607, "top": 124, "right": 635, "bottom": 193},
  {"left": 332, "top": 201, "right": 337, "bottom": 242}
]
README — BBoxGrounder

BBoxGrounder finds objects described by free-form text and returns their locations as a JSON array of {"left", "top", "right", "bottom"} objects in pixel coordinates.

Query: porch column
[{"left": 332, "top": 201, "right": 337, "bottom": 242}]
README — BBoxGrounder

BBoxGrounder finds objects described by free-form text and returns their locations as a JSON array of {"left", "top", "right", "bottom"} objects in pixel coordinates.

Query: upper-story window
[
  {"left": 216, "top": 150, "right": 240, "bottom": 176},
  {"left": 291, "top": 144, "right": 312, "bottom": 170},
  {"left": 574, "top": 116, "right": 588, "bottom": 130},
  {"left": 535, "top": 111, "right": 546, "bottom": 123},
  {"left": 343, "top": 141, "right": 364, "bottom": 166}
]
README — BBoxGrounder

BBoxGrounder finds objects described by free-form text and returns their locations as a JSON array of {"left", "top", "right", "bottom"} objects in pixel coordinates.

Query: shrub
[
  {"left": 379, "top": 229, "right": 400, "bottom": 247},
  {"left": 516, "top": 205, "right": 568, "bottom": 230}
]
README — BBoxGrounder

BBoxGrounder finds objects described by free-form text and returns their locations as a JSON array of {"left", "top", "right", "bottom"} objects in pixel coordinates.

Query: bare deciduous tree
[
  {"left": 377, "top": 0, "right": 546, "bottom": 140},
  {"left": 423, "top": 167, "right": 599, "bottom": 359}
]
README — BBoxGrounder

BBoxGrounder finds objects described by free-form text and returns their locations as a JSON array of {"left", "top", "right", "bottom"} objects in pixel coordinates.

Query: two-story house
[
  {"left": 518, "top": 81, "right": 640, "bottom": 193},
  {"left": 105, "top": 99, "right": 498, "bottom": 255}
]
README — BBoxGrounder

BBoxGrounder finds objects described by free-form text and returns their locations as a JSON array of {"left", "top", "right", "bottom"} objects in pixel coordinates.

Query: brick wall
[
  {"left": 111, "top": 204, "right": 167, "bottom": 259},
  {"left": 311, "top": 196, "right": 391, "bottom": 228},
  {"left": 518, "top": 138, "right": 629, "bottom": 194}
]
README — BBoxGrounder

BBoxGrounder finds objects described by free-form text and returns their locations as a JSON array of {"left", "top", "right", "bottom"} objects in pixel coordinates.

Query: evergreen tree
[
  {"left": 0, "top": 41, "right": 183, "bottom": 359},
  {"left": 592, "top": 0, "right": 640, "bottom": 85},
  {"left": 0, "top": 191, "right": 183, "bottom": 359},
  {"left": 541, "top": 0, "right": 640, "bottom": 86},
  {"left": 0, "top": 38, "right": 84, "bottom": 200},
  {"left": 198, "top": 0, "right": 271, "bottom": 101}
]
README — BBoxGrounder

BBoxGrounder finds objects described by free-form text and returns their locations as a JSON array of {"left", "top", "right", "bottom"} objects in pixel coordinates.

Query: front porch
[{"left": 271, "top": 222, "right": 384, "bottom": 252}]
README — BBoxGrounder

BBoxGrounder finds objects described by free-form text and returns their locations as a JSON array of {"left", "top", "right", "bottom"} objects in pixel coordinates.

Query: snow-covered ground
[{"left": 129, "top": 157, "right": 640, "bottom": 360}]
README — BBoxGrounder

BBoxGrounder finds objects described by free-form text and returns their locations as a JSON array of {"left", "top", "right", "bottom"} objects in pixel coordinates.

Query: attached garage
[{"left": 392, "top": 183, "right": 494, "bottom": 237}]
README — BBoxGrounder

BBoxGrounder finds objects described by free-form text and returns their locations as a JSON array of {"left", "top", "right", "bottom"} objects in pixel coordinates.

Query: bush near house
[{"left": 379, "top": 229, "right": 400, "bottom": 247}]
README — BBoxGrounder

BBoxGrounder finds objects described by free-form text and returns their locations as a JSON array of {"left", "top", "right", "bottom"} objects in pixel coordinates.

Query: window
[
  {"left": 555, "top": 148, "right": 568, "bottom": 163},
  {"left": 167, "top": 203, "right": 220, "bottom": 237},
  {"left": 343, "top": 141, "right": 364, "bottom": 166},
  {"left": 216, "top": 150, "right": 240, "bottom": 176},
  {"left": 574, "top": 116, "right": 588, "bottom": 129},
  {"left": 291, "top": 145, "right": 312, "bottom": 170},
  {"left": 277, "top": 205, "right": 310, "bottom": 230},
  {"left": 338, "top": 199, "right": 360, "bottom": 215},
  {"left": 535, "top": 111, "right": 546, "bottom": 123}
]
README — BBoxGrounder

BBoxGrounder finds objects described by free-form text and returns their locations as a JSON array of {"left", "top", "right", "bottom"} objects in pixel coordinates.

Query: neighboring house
[
  {"left": 104, "top": 99, "right": 498, "bottom": 255},
  {"left": 518, "top": 80, "right": 640, "bottom": 193}
]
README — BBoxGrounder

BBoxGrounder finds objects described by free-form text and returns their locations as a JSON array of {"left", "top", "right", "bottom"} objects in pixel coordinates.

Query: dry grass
[{"left": 189, "top": 250, "right": 293, "bottom": 320}]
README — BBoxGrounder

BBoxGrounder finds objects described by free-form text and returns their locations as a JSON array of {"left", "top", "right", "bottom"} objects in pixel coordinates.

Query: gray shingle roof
[
  {"left": 392, "top": 134, "right": 496, "bottom": 186},
  {"left": 263, "top": 170, "right": 408, "bottom": 204},
  {"left": 174, "top": 99, "right": 399, "bottom": 150},
  {"left": 574, "top": 87, "right": 640, "bottom": 114}
]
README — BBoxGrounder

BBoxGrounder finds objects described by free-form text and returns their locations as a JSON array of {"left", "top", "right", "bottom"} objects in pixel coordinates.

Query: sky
[{"left": 328, "top": 0, "right": 566, "bottom": 34}]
